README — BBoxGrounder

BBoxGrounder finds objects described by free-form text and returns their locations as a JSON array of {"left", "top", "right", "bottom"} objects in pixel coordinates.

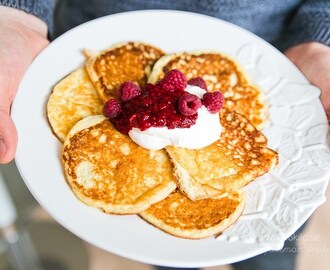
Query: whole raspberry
[
  {"left": 159, "top": 69, "right": 187, "bottom": 91},
  {"left": 188, "top": 77, "right": 208, "bottom": 91},
  {"left": 118, "top": 81, "right": 141, "bottom": 101},
  {"left": 103, "top": 99, "right": 122, "bottom": 118},
  {"left": 202, "top": 91, "right": 224, "bottom": 113},
  {"left": 178, "top": 93, "right": 202, "bottom": 116}
]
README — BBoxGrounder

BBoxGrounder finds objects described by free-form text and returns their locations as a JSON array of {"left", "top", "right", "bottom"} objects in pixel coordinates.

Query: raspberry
[
  {"left": 159, "top": 69, "right": 187, "bottom": 91},
  {"left": 188, "top": 77, "right": 208, "bottom": 91},
  {"left": 103, "top": 99, "right": 122, "bottom": 118},
  {"left": 144, "top": 83, "right": 156, "bottom": 92},
  {"left": 178, "top": 93, "right": 202, "bottom": 116},
  {"left": 202, "top": 91, "right": 224, "bottom": 113},
  {"left": 118, "top": 81, "right": 141, "bottom": 101}
]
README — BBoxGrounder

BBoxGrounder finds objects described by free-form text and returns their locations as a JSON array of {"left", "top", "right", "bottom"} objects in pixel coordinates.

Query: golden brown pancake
[
  {"left": 166, "top": 108, "right": 278, "bottom": 201},
  {"left": 62, "top": 115, "right": 177, "bottom": 214},
  {"left": 140, "top": 189, "right": 245, "bottom": 239},
  {"left": 85, "top": 42, "right": 165, "bottom": 103},
  {"left": 47, "top": 68, "right": 103, "bottom": 142},
  {"left": 148, "top": 52, "right": 267, "bottom": 129}
]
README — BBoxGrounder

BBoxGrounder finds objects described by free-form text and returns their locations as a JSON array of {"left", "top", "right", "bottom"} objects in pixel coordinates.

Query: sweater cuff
[
  {"left": 280, "top": 11, "right": 330, "bottom": 51},
  {"left": 0, "top": 0, "right": 53, "bottom": 33}
]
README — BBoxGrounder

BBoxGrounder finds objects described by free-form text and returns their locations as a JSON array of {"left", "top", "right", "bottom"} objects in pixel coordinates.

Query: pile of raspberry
[{"left": 103, "top": 69, "right": 224, "bottom": 134}]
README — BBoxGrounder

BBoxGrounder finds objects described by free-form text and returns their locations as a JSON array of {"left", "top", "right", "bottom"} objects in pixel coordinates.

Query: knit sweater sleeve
[
  {"left": 281, "top": 0, "right": 330, "bottom": 50},
  {"left": 0, "top": 0, "right": 54, "bottom": 31}
]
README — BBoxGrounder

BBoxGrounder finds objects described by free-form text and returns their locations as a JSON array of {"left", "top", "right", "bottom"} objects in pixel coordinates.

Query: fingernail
[{"left": 0, "top": 137, "right": 6, "bottom": 161}]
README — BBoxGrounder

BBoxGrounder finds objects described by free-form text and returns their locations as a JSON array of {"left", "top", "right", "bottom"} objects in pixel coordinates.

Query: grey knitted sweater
[{"left": 1, "top": 0, "right": 329, "bottom": 51}]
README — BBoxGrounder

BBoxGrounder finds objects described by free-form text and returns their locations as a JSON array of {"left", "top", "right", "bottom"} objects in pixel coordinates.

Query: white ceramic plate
[{"left": 12, "top": 10, "right": 330, "bottom": 267}]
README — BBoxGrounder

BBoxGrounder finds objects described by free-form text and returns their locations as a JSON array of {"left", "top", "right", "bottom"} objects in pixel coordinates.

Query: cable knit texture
[
  {"left": 279, "top": 0, "right": 330, "bottom": 50},
  {"left": 1, "top": 0, "right": 329, "bottom": 50}
]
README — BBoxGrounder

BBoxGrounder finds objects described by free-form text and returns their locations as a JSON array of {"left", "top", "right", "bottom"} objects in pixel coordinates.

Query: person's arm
[{"left": 0, "top": 5, "right": 50, "bottom": 163}]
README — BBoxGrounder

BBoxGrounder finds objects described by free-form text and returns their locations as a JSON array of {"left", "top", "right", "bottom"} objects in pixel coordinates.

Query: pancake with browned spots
[
  {"left": 140, "top": 189, "right": 245, "bottom": 239},
  {"left": 62, "top": 115, "right": 176, "bottom": 214},
  {"left": 47, "top": 68, "right": 103, "bottom": 142},
  {"left": 85, "top": 42, "right": 165, "bottom": 103},
  {"left": 166, "top": 108, "right": 278, "bottom": 201},
  {"left": 148, "top": 52, "right": 267, "bottom": 129}
]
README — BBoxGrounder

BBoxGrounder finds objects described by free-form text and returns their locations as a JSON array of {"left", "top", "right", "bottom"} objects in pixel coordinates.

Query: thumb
[
  {"left": 0, "top": 109, "right": 17, "bottom": 163},
  {"left": 0, "top": 8, "right": 49, "bottom": 164}
]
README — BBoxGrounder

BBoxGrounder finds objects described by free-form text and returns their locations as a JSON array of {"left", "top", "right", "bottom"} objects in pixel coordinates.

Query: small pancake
[
  {"left": 166, "top": 108, "right": 278, "bottom": 201},
  {"left": 85, "top": 42, "right": 165, "bottom": 103},
  {"left": 148, "top": 52, "right": 267, "bottom": 129},
  {"left": 62, "top": 115, "right": 177, "bottom": 214},
  {"left": 140, "top": 189, "right": 245, "bottom": 239},
  {"left": 47, "top": 68, "right": 103, "bottom": 142}
]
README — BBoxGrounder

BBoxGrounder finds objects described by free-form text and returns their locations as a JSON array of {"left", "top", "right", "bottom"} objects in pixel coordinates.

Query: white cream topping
[{"left": 128, "top": 85, "right": 222, "bottom": 150}]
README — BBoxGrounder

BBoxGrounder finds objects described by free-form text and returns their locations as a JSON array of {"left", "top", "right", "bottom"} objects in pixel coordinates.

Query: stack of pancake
[{"left": 47, "top": 42, "right": 278, "bottom": 239}]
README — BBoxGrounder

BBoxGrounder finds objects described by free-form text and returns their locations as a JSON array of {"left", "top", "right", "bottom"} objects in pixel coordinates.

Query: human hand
[
  {"left": 0, "top": 6, "right": 49, "bottom": 163},
  {"left": 285, "top": 42, "right": 330, "bottom": 123}
]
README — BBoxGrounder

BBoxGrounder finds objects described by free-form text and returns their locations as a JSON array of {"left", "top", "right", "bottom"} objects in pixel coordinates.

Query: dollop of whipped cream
[{"left": 128, "top": 85, "right": 222, "bottom": 150}]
